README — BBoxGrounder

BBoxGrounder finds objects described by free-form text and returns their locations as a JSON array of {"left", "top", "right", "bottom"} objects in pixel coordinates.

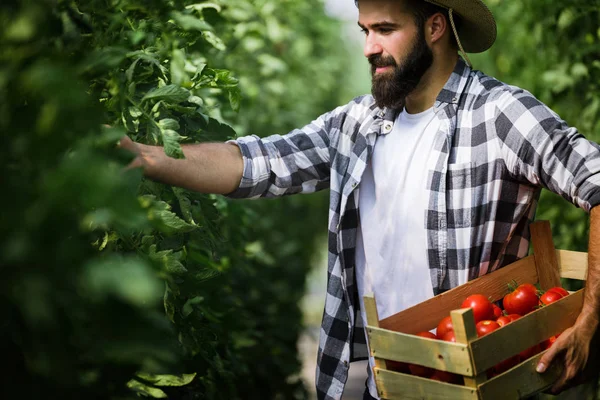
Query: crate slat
[
  {"left": 478, "top": 353, "right": 562, "bottom": 400},
  {"left": 451, "top": 308, "right": 488, "bottom": 387},
  {"left": 470, "top": 290, "right": 584, "bottom": 374},
  {"left": 530, "top": 221, "right": 562, "bottom": 290},
  {"left": 374, "top": 368, "right": 479, "bottom": 400},
  {"left": 556, "top": 249, "right": 588, "bottom": 280},
  {"left": 378, "top": 256, "right": 538, "bottom": 335},
  {"left": 367, "top": 326, "right": 473, "bottom": 376}
]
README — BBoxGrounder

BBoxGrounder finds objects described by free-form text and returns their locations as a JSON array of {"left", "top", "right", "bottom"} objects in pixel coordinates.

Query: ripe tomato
[
  {"left": 540, "top": 290, "right": 564, "bottom": 305},
  {"left": 431, "top": 370, "right": 461, "bottom": 384},
  {"left": 492, "top": 304, "right": 503, "bottom": 319},
  {"left": 476, "top": 320, "right": 501, "bottom": 337},
  {"left": 387, "top": 360, "right": 409, "bottom": 373},
  {"left": 461, "top": 294, "right": 495, "bottom": 322},
  {"left": 408, "top": 332, "right": 437, "bottom": 377},
  {"left": 503, "top": 284, "right": 539, "bottom": 315},
  {"left": 547, "top": 287, "right": 569, "bottom": 297},
  {"left": 496, "top": 316, "right": 512, "bottom": 327},
  {"left": 506, "top": 314, "right": 521, "bottom": 322},
  {"left": 442, "top": 330, "right": 456, "bottom": 342},
  {"left": 436, "top": 316, "right": 453, "bottom": 338}
]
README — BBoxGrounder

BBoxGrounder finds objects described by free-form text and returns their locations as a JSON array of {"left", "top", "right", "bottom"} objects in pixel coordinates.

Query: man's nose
[{"left": 363, "top": 34, "right": 383, "bottom": 58}]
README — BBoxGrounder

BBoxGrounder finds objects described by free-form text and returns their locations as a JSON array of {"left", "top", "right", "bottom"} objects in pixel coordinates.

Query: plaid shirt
[{"left": 226, "top": 59, "right": 600, "bottom": 399}]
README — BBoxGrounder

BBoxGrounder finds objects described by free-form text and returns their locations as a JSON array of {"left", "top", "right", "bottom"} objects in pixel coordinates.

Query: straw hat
[{"left": 424, "top": 0, "right": 497, "bottom": 53}]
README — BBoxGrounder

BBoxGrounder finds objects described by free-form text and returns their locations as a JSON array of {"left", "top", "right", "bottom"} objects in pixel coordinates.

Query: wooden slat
[
  {"left": 379, "top": 256, "right": 538, "bottom": 334},
  {"left": 470, "top": 290, "right": 584, "bottom": 374},
  {"left": 364, "top": 295, "right": 387, "bottom": 373},
  {"left": 556, "top": 249, "right": 588, "bottom": 281},
  {"left": 530, "top": 221, "right": 562, "bottom": 290},
  {"left": 374, "top": 368, "right": 479, "bottom": 400},
  {"left": 367, "top": 326, "right": 472, "bottom": 376},
  {"left": 478, "top": 352, "right": 562, "bottom": 400},
  {"left": 451, "top": 308, "right": 487, "bottom": 387}
]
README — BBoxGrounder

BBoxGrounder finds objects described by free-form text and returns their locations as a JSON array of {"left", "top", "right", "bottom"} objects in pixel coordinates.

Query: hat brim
[{"left": 428, "top": 0, "right": 497, "bottom": 53}]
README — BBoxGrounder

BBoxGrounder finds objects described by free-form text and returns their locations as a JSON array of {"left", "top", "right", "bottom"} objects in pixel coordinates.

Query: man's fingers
[{"left": 537, "top": 345, "right": 560, "bottom": 373}]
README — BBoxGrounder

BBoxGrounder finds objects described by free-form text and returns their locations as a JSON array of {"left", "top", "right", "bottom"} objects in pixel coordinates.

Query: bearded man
[{"left": 120, "top": 0, "right": 600, "bottom": 398}]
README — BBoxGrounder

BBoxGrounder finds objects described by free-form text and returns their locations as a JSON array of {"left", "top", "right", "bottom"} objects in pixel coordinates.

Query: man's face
[{"left": 358, "top": 0, "right": 434, "bottom": 110}]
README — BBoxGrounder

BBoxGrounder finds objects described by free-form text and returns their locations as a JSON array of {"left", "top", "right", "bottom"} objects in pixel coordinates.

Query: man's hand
[
  {"left": 118, "top": 135, "right": 146, "bottom": 170},
  {"left": 537, "top": 313, "right": 599, "bottom": 394}
]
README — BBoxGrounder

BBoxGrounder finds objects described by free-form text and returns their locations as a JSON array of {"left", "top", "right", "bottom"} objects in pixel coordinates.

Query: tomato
[
  {"left": 519, "top": 344, "right": 542, "bottom": 361},
  {"left": 503, "top": 284, "right": 539, "bottom": 315},
  {"left": 496, "top": 316, "right": 512, "bottom": 327},
  {"left": 520, "top": 283, "right": 539, "bottom": 295},
  {"left": 408, "top": 332, "right": 437, "bottom": 377},
  {"left": 387, "top": 360, "right": 409, "bottom": 373},
  {"left": 547, "top": 287, "right": 569, "bottom": 297},
  {"left": 461, "top": 294, "right": 495, "bottom": 322},
  {"left": 476, "top": 320, "right": 501, "bottom": 337},
  {"left": 436, "top": 316, "right": 454, "bottom": 338},
  {"left": 540, "top": 290, "right": 564, "bottom": 305},
  {"left": 492, "top": 304, "right": 503, "bottom": 319},
  {"left": 431, "top": 370, "right": 461, "bottom": 384},
  {"left": 506, "top": 314, "right": 522, "bottom": 322},
  {"left": 441, "top": 331, "right": 456, "bottom": 342}
]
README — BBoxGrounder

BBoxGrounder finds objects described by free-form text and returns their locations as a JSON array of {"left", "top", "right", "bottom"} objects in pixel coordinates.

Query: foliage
[
  {"left": 0, "top": 0, "right": 349, "bottom": 399},
  {"left": 472, "top": 0, "right": 600, "bottom": 254}
]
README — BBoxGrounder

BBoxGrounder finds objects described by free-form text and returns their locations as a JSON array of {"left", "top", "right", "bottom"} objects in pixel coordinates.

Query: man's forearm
[
  {"left": 139, "top": 141, "right": 243, "bottom": 195},
  {"left": 581, "top": 206, "right": 600, "bottom": 327}
]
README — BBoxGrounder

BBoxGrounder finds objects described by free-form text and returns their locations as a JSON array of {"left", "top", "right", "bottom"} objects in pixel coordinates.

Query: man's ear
[{"left": 428, "top": 13, "right": 448, "bottom": 46}]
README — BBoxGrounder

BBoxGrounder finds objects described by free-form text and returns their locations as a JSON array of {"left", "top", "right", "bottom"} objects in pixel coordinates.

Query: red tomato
[
  {"left": 496, "top": 316, "right": 512, "bottom": 327},
  {"left": 441, "top": 331, "right": 456, "bottom": 342},
  {"left": 436, "top": 316, "right": 454, "bottom": 338},
  {"left": 387, "top": 360, "right": 410, "bottom": 373},
  {"left": 520, "top": 283, "right": 539, "bottom": 295},
  {"left": 506, "top": 314, "right": 522, "bottom": 322},
  {"left": 519, "top": 344, "right": 542, "bottom": 361},
  {"left": 431, "top": 370, "right": 461, "bottom": 384},
  {"left": 475, "top": 320, "right": 501, "bottom": 337},
  {"left": 461, "top": 294, "right": 495, "bottom": 322},
  {"left": 408, "top": 332, "right": 437, "bottom": 377},
  {"left": 548, "top": 287, "right": 569, "bottom": 297},
  {"left": 540, "top": 290, "right": 564, "bottom": 305},
  {"left": 492, "top": 304, "right": 503, "bottom": 319},
  {"left": 503, "top": 284, "right": 539, "bottom": 315}
]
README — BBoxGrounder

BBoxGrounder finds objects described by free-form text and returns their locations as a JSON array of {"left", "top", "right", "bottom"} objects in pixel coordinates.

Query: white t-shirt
[{"left": 355, "top": 107, "right": 441, "bottom": 399}]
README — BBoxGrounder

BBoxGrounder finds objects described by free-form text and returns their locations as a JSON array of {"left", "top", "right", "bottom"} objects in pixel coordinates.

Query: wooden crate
[{"left": 364, "top": 221, "right": 588, "bottom": 399}]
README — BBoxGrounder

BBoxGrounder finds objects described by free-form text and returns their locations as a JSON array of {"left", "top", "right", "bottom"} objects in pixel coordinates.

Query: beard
[{"left": 369, "top": 28, "right": 434, "bottom": 110}]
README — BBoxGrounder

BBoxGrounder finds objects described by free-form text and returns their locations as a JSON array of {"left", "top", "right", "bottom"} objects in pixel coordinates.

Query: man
[{"left": 120, "top": 0, "right": 600, "bottom": 398}]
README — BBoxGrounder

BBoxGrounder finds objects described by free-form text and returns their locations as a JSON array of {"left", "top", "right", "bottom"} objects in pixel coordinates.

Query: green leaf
[
  {"left": 148, "top": 244, "right": 187, "bottom": 275},
  {"left": 147, "top": 201, "right": 197, "bottom": 234},
  {"left": 229, "top": 87, "right": 241, "bottom": 112},
  {"left": 127, "top": 380, "right": 167, "bottom": 398},
  {"left": 136, "top": 372, "right": 197, "bottom": 387},
  {"left": 82, "top": 257, "right": 163, "bottom": 307},
  {"left": 171, "top": 12, "right": 214, "bottom": 32},
  {"left": 161, "top": 129, "right": 184, "bottom": 159},
  {"left": 182, "top": 296, "right": 204, "bottom": 318},
  {"left": 142, "top": 85, "right": 190, "bottom": 103},
  {"left": 158, "top": 118, "right": 180, "bottom": 131}
]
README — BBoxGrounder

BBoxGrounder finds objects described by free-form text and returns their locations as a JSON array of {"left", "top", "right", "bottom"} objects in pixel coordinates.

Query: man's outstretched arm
[
  {"left": 537, "top": 206, "right": 600, "bottom": 393},
  {"left": 120, "top": 136, "right": 243, "bottom": 195}
]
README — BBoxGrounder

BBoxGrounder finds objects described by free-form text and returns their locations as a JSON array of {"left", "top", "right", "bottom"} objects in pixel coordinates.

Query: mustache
[{"left": 368, "top": 55, "right": 397, "bottom": 69}]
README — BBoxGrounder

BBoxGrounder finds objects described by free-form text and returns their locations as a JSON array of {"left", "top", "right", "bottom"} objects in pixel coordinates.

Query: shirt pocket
[{"left": 446, "top": 162, "right": 474, "bottom": 228}]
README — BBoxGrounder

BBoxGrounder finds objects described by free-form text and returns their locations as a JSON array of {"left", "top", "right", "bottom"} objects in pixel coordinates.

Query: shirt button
[
  {"left": 383, "top": 123, "right": 393, "bottom": 133},
  {"left": 344, "top": 361, "right": 349, "bottom": 367}
]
